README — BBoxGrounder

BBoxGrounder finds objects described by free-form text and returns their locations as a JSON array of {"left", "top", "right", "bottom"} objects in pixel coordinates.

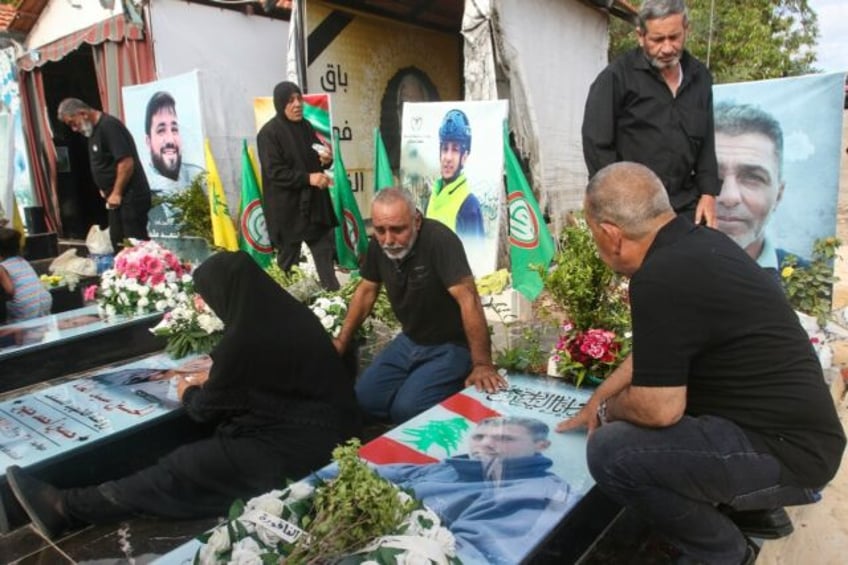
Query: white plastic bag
[
  {"left": 86, "top": 224, "right": 113, "bottom": 254},
  {"left": 48, "top": 249, "right": 96, "bottom": 290}
]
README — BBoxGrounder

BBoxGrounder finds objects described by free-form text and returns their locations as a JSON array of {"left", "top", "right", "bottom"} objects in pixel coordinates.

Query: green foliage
[
  {"left": 155, "top": 173, "right": 213, "bottom": 242},
  {"left": 495, "top": 326, "right": 549, "bottom": 374},
  {"left": 609, "top": 0, "right": 820, "bottom": 83},
  {"left": 780, "top": 236, "right": 840, "bottom": 326},
  {"left": 163, "top": 329, "right": 221, "bottom": 359},
  {"left": 539, "top": 214, "right": 630, "bottom": 334},
  {"left": 287, "top": 440, "right": 416, "bottom": 563}
]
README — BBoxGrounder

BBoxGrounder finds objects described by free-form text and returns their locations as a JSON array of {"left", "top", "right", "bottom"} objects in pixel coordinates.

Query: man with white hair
[{"left": 334, "top": 187, "right": 505, "bottom": 424}]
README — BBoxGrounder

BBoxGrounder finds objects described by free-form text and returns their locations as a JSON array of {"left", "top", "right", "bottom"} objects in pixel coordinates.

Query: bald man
[{"left": 557, "top": 162, "right": 844, "bottom": 565}]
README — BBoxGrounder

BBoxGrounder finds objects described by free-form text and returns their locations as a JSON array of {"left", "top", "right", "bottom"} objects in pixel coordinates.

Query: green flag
[
  {"left": 238, "top": 140, "right": 273, "bottom": 268},
  {"left": 330, "top": 133, "right": 368, "bottom": 270},
  {"left": 374, "top": 127, "right": 394, "bottom": 191},
  {"left": 504, "top": 130, "right": 555, "bottom": 301}
]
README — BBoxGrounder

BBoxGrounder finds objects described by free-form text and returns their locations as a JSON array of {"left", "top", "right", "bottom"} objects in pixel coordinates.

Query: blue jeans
[
  {"left": 355, "top": 333, "right": 471, "bottom": 424},
  {"left": 588, "top": 415, "right": 819, "bottom": 564}
]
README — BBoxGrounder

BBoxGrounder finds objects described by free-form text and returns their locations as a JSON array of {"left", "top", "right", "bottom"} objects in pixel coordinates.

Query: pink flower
[{"left": 83, "top": 284, "right": 98, "bottom": 302}]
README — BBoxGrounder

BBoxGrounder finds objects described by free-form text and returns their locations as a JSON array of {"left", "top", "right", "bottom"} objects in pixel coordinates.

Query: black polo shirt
[
  {"left": 582, "top": 48, "right": 720, "bottom": 212},
  {"left": 630, "top": 216, "right": 845, "bottom": 487},
  {"left": 88, "top": 113, "right": 151, "bottom": 200},
  {"left": 361, "top": 219, "right": 471, "bottom": 345}
]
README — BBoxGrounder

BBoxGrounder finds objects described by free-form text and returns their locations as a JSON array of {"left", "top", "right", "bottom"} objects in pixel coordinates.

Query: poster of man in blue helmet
[
  {"left": 400, "top": 101, "right": 508, "bottom": 277},
  {"left": 427, "top": 109, "right": 485, "bottom": 237}
]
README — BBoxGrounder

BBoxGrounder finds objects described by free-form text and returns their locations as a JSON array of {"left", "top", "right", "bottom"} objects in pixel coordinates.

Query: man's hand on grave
[
  {"left": 556, "top": 401, "right": 602, "bottom": 435},
  {"left": 465, "top": 364, "right": 508, "bottom": 393}
]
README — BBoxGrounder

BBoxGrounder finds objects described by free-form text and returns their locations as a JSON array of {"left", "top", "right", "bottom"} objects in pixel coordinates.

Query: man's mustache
[{"left": 159, "top": 143, "right": 179, "bottom": 154}]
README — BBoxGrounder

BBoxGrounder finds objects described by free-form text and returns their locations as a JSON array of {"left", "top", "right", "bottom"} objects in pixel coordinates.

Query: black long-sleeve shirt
[{"left": 582, "top": 48, "right": 720, "bottom": 213}]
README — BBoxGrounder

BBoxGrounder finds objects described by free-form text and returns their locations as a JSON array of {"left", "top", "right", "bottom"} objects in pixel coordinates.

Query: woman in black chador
[{"left": 6, "top": 251, "right": 361, "bottom": 539}]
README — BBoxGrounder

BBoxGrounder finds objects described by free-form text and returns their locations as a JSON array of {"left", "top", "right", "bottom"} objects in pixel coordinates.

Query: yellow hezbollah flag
[{"left": 204, "top": 139, "right": 238, "bottom": 251}]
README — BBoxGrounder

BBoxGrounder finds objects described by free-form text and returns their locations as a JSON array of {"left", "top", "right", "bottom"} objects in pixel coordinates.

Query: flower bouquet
[
  {"left": 84, "top": 240, "right": 191, "bottom": 319},
  {"left": 195, "top": 440, "right": 459, "bottom": 565},
  {"left": 551, "top": 322, "right": 630, "bottom": 386},
  {"left": 540, "top": 213, "right": 632, "bottom": 385},
  {"left": 308, "top": 295, "right": 348, "bottom": 338},
  {"left": 150, "top": 291, "right": 224, "bottom": 359}
]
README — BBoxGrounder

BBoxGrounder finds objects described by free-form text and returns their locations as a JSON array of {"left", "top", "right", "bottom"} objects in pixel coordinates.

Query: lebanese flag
[{"left": 359, "top": 393, "right": 502, "bottom": 465}]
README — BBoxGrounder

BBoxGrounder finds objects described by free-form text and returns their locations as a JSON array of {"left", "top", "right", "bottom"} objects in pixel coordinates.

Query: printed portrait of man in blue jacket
[{"left": 375, "top": 416, "right": 574, "bottom": 564}]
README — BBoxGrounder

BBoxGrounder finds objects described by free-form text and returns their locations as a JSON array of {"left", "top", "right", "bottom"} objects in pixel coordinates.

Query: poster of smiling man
[
  {"left": 712, "top": 73, "right": 844, "bottom": 274},
  {"left": 400, "top": 101, "right": 508, "bottom": 277},
  {"left": 122, "top": 71, "right": 205, "bottom": 236}
]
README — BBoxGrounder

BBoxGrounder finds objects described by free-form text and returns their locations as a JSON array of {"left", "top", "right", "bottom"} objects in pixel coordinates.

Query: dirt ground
[{"left": 756, "top": 111, "right": 848, "bottom": 564}]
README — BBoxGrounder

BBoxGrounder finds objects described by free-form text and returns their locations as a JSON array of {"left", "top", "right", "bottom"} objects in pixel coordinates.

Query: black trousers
[
  {"left": 277, "top": 228, "right": 340, "bottom": 291},
  {"left": 107, "top": 192, "right": 151, "bottom": 251},
  {"left": 62, "top": 420, "right": 348, "bottom": 524}
]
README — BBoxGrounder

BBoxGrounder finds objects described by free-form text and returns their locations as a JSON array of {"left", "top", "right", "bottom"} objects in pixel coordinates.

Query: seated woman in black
[{"left": 6, "top": 251, "right": 361, "bottom": 539}]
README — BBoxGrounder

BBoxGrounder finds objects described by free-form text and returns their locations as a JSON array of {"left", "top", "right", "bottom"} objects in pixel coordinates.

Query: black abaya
[{"left": 64, "top": 251, "right": 360, "bottom": 522}]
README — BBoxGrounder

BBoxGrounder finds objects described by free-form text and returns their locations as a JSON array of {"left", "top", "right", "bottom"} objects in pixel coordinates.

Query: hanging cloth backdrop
[{"left": 17, "top": 14, "right": 155, "bottom": 233}]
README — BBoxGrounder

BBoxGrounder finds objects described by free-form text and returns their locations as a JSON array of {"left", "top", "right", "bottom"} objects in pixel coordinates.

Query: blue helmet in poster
[{"left": 439, "top": 109, "right": 471, "bottom": 153}]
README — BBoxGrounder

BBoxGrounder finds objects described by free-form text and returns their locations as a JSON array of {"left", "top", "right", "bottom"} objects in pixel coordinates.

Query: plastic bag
[
  {"left": 86, "top": 224, "right": 113, "bottom": 255},
  {"left": 49, "top": 249, "right": 97, "bottom": 290}
]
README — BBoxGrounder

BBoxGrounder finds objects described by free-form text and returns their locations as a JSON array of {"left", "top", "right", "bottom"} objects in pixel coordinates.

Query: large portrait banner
[
  {"left": 400, "top": 100, "right": 508, "bottom": 277},
  {"left": 122, "top": 71, "right": 206, "bottom": 236},
  {"left": 712, "top": 72, "right": 845, "bottom": 271}
]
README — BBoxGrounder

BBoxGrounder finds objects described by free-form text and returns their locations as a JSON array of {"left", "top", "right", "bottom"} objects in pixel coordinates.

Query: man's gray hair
[
  {"left": 585, "top": 162, "right": 672, "bottom": 239},
  {"left": 478, "top": 416, "right": 550, "bottom": 442},
  {"left": 714, "top": 101, "right": 784, "bottom": 179},
  {"left": 638, "top": 0, "right": 688, "bottom": 30},
  {"left": 372, "top": 186, "right": 419, "bottom": 215},
  {"left": 57, "top": 98, "right": 93, "bottom": 119}
]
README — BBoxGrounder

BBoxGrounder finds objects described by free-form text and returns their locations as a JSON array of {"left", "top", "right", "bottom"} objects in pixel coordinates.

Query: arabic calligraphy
[
  {"left": 320, "top": 63, "right": 349, "bottom": 93},
  {"left": 485, "top": 386, "right": 587, "bottom": 418}
]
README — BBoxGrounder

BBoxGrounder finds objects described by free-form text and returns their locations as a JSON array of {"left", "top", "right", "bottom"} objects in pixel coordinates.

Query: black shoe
[
  {"left": 6, "top": 465, "right": 77, "bottom": 540},
  {"left": 724, "top": 507, "right": 794, "bottom": 540},
  {"left": 673, "top": 537, "right": 760, "bottom": 565},
  {"left": 741, "top": 536, "right": 760, "bottom": 565}
]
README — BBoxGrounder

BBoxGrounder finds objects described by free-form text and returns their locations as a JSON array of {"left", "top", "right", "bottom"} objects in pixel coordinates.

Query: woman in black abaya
[{"left": 6, "top": 251, "right": 361, "bottom": 539}]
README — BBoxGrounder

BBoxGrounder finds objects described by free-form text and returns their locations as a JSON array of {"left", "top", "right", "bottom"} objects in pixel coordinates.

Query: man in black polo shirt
[
  {"left": 58, "top": 98, "right": 151, "bottom": 251},
  {"left": 582, "top": 0, "right": 719, "bottom": 226},
  {"left": 334, "top": 187, "right": 505, "bottom": 424},
  {"left": 557, "top": 163, "right": 844, "bottom": 564}
]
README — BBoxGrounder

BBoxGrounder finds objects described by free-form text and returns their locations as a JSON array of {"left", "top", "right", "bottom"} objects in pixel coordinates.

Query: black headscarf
[
  {"left": 272, "top": 81, "right": 322, "bottom": 174},
  {"left": 269, "top": 81, "right": 335, "bottom": 227},
  {"left": 190, "top": 251, "right": 357, "bottom": 426}
]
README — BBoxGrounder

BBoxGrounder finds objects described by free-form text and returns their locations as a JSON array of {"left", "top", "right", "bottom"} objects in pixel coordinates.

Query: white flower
[
  {"left": 138, "top": 285, "right": 150, "bottom": 297},
  {"left": 429, "top": 526, "right": 457, "bottom": 556},
  {"left": 254, "top": 522, "right": 284, "bottom": 547},
  {"left": 253, "top": 495, "right": 285, "bottom": 517},
  {"left": 200, "top": 527, "right": 231, "bottom": 558},
  {"left": 321, "top": 315, "right": 335, "bottom": 330},
  {"left": 312, "top": 307, "right": 327, "bottom": 318},
  {"left": 287, "top": 482, "right": 315, "bottom": 501},
  {"left": 137, "top": 297, "right": 149, "bottom": 309},
  {"left": 246, "top": 490, "right": 286, "bottom": 510},
  {"left": 230, "top": 537, "right": 264, "bottom": 565}
]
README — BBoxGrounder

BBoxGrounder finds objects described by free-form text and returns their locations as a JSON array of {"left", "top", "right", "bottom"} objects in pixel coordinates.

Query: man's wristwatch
[{"left": 596, "top": 399, "right": 609, "bottom": 425}]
